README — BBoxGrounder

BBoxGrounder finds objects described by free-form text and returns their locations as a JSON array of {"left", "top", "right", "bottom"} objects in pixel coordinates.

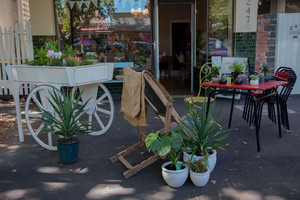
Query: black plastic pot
[{"left": 57, "top": 139, "right": 80, "bottom": 164}]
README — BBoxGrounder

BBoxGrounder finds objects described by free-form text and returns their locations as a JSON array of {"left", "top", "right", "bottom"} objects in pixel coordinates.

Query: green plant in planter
[
  {"left": 211, "top": 66, "right": 220, "bottom": 78},
  {"left": 146, "top": 127, "right": 184, "bottom": 169},
  {"left": 42, "top": 89, "right": 92, "bottom": 139},
  {"left": 249, "top": 74, "right": 258, "bottom": 80},
  {"left": 258, "top": 73, "right": 264, "bottom": 78},
  {"left": 187, "top": 156, "right": 209, "bottom": 173},
  {"left": 181, "top": 100, "right": 230, "bottom": 157},
  {"left": 259, "top": 65, "right": 270, "bottom": 77},
  {"left": 41, "top": 89, "right": 92, "bottom": 163},
  {"left": 228, "top": 61, "right": 247, "bottom": 73}
]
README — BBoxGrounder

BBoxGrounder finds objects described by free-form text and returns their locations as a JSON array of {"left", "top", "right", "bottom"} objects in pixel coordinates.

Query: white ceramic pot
[
  {"left": 190, "top": 169, "right": 210, "bottom": 187},
  {"left": 183, "top": 150, "right": 217, "bottom": 173},
  {"left": 161, "top": 161, "right": 189, "bottom": 188},
  {"left": 250, "top": 79, "right": 259, "bottom": 85}
]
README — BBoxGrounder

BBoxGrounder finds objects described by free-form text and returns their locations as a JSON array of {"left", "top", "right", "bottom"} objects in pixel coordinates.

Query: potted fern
[
  {"left": 42, "top": 89, "right": 91, "bottom": 164},
  {"left": 145, "top": 127, "right": 188, "bottom": 188}
]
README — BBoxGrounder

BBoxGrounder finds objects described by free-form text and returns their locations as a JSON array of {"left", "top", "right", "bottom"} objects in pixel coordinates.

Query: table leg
[
  {"left": 228, "top": 92, "right": 236, "bottom": 129},
  {"left": 253, "top": 99, "right": 260, "bottom": 152},
  {"left": 276, "top": 93, "right": 282, "bottom": 138}
]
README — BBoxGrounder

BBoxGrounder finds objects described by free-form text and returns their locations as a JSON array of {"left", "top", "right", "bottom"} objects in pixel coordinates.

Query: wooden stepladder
[{"left": 110, "top": 72, "right": 182, "bottom": 178}]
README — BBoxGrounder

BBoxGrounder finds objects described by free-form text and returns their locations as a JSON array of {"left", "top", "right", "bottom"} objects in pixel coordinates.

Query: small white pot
[
  {"left": 250, "top": 79, "right": 259, "bottom": 85},
  {"left": 183, "top": 150, "right": 217, "bottom": 173},
  {"left": 190, "top": 169, "right": 210, "bottom": 187},
  {"left": 161, "top": 161, "right": 189, "bottom": 188}
]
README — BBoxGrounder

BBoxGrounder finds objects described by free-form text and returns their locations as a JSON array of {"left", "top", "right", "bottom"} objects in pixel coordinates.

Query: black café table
[{"left": 201, "top": 80, "right": 288, "bottom": 151}]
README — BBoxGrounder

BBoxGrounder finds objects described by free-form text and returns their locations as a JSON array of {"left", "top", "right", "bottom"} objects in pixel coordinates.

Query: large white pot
[
  {"left": 161, "top": 161, "right": 189, "bottom": 188},
  {"left": 190, "top": 169, "right": 210, "bottom": 187},
  {"left": 250, "top": 79, "right": 259, "bottom": 86},
  {"left": 183, "top": 150, "right": 217, "bottom": 173}
]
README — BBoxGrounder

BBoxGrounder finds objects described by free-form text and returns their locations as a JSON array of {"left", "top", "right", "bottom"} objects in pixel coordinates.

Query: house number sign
[{"left": 235, "top": 0, "right": 258, "bottom": 32}]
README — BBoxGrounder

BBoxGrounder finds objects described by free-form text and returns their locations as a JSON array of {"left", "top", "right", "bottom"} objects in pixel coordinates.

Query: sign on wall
[{"left": 235, "top": 0, "right": 258, "bottom": 32}]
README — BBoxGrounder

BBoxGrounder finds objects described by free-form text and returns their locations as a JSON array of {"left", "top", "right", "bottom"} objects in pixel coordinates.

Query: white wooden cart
[{"left": 6, "top": 63, "right": 115, "bottom": 151}]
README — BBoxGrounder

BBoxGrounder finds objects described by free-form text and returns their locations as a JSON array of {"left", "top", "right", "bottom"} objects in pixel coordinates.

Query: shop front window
[
  {"left": 208, "top": 0, "right": 233, "bottom": 60},
  {"left": 55, "top": 0, "right": 151, "bottom": 68}
]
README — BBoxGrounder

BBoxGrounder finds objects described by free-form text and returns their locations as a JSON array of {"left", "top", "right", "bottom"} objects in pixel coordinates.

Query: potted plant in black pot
[
  {"left": 145, "top": 127, "right": 188, "bottom": 188},
  {"left": 42, "top": 89, "right": 91, "bottom": 164},
  {"left": 228, "top": 61, "right": 247, "bottom": 81},
  {"left": 181, "top": 100, "right": 230, "bottom": 173}
]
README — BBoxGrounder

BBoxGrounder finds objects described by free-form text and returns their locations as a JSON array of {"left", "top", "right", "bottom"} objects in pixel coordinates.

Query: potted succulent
[
  {"left": 187, "top": 157, "right": 210, "bottom": 187},
  {"left": 41, "top": 89, "right": 92, "bottom": 164},
  {"left": 228, "top": 61, "right": 247, "bottom": 81},
  {"left": 258, "top": 73, "right": 264, "bottom": 83},
  {"left": 249, "top": 74, "right": 259, "bottom": 85},
  {"left": 211, "top": 66, "right": 221, "bottom": 83},
  {"left": 181, "top": 100, "right": 230, "bottom": 173},
  {"left": 145, "top": 127, "right": 188, "bottom": 188},
  {"left": 238, "top": 74, "right": 247, "bottom": 83}
]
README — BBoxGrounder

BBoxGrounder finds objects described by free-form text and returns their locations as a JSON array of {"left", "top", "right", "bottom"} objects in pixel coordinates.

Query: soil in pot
[{"left": 165, "top": 164, "right": 186, "bottom": 170}]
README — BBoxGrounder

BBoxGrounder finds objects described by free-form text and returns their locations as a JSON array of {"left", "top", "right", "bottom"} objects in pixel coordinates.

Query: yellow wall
[{"left": 29, "top": 0, "right": 55, "bottom": 35}]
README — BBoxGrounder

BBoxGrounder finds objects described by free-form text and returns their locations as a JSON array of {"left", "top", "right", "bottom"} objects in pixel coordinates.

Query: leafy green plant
[
  {"left": 228, "top": 61, "right": 247, "bottom": 73},
  {"left": 259, "top": 65, "right": 270, "bottom": 77},
  {"left": 41, "top": 89, "right": 92, "bottom": 139},
  {"left": 181, "top": 100, "right": 230, "bottom": 157},
  {"left": 258, "top": 73, "right": 264, "bottom": 78},
  {"left": 249, "top": 74, "right": 258, "bottom": 80},
  {"left": 25, "top": 47, "right": 50, "bottom": 66},
  {"left": 145, "top": 127, "right": 184, "bottom": 167},
  {"left": 187, "top": 157, "right": 209, "bottom": 173},
  {"left": 26, "top": 40, "right": 93, "bottom": 67},
  {"left": 211, "top": 66, "right": 220, "bottom": 77}
]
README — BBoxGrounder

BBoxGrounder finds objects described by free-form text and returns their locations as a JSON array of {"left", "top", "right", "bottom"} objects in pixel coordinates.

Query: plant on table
[
  {"left": 249, "top": 74, "right": 259, "bottom": 85},
  {"left": 249, "top": 74, "right": 258, "bottom": 80},
  {"left": 145, "top": 127, "right": 189, "bottom": 188},
  {"left": 41, "top": 89, "right": 92, "bottom": 163},
  {"left": 259, "top": 64, "right": 270, "bottom": 77},
  {"left": 181, "top": 99, "right": 230, "bottom": 172},
  {"left": 229, "top": 61, "right": 247, "bottom": 80}
]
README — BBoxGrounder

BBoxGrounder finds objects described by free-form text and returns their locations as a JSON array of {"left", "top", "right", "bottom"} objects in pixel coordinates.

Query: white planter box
[{"left": 6, "top": 63, "right": 114, "bottom": 87}]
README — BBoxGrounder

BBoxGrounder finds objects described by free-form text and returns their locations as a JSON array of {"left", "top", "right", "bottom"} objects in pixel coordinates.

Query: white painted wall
[
  {"left": 29, "top": 0, "right": 55, "bottom": 35},
  {"left": 275, "top": 13, "right": 300, "bottom": 94}
]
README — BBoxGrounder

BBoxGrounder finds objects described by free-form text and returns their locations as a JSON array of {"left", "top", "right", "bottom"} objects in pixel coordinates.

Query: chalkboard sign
[{"left": 220, "top": 57, "right": 248, "bottom": 75}]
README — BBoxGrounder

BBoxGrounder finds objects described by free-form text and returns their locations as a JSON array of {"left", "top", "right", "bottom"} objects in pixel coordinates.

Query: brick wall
[
  {"left": 256, "top": 13, "right": 277, "bottom": 72},
  {"left": 234, "top": 32, "right": 257, "bottom": 73}
]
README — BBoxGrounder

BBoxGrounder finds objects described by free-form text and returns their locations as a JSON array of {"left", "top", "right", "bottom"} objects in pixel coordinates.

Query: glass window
[
  {"left": 208, "top": 0, "right": 233, "bottom": 61},
  {"left": 55, "top": 0, "right": 152, "bottom": 68}
]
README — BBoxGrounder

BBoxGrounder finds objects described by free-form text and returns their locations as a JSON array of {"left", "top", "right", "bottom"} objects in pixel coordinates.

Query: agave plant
[
  {"left": 41, "top": 89, "right": 92, "bottom": 139},
  {"left": 181, "top": 99, "right": 230, "bottom": 157}
]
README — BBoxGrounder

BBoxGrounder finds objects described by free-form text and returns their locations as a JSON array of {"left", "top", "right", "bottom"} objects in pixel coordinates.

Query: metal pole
[
  {"left": 154, "top": 0, "right": 160, "bottom": 81},
  {"left": 191, "top": 0, "right": 196, "bottom": 93}
]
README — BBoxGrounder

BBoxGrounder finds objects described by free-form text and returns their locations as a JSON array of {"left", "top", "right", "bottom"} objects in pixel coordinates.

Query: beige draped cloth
[{"left": 121, "top": 67, "right": 173, "bottom": 127}]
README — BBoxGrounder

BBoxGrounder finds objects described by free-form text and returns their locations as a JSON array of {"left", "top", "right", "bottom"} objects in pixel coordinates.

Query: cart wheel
[
  {"left": 87, "top": 83, "right": 114, "bottom": 136},
  {"left": 75, "top": 83, "right": 114, "bottom": 136},
  {"left": 25, "top": 85, "right": 62, "bottom": 151}
]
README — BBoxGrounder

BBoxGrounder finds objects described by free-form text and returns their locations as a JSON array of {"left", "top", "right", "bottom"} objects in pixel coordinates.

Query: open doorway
[{"left": 158, "top": 3, "right": 192, "bottom": 96}]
